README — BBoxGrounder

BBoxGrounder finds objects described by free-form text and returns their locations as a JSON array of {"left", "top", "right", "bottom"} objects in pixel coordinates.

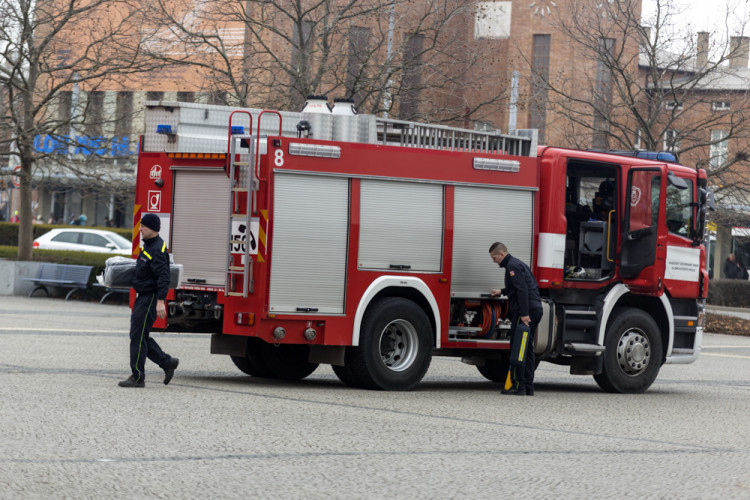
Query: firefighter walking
[
  {"left": 490, "top": 242, "right": 543, "bottom": 396},
  {"left": 119, "top": 214, "right": 179, "bottom": 388}
]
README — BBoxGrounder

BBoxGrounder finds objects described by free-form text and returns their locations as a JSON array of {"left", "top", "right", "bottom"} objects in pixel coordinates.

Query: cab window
[{"left": 665, "top": 179, "right": 693, "bottom": 237}]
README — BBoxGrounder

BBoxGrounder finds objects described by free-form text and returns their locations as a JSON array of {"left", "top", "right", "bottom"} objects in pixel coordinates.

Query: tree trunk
[{"left": 16, "top": 161, "right": 33, "bottom": 261}]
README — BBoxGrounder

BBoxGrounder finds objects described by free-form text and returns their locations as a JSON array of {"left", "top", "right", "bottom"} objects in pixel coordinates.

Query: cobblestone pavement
[{"left": 1, "top": 296, "right": 749, "bottom": 499}]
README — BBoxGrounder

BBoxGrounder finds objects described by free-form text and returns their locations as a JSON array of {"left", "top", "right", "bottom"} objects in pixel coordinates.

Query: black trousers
[
  {"left": 509, "top": 307, "right": 543, "bottom": 392},
  {"left": 129, "top": 293, "right": 171, "bottom": 382}
]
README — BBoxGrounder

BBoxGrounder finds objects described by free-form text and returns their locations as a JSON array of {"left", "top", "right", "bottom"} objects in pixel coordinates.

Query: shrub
[{"left": 707, "top": 279, "right": 750, "bottom": 307}]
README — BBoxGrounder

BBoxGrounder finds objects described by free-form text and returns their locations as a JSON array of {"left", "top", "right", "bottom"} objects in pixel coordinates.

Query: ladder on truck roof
[
  {"left": 143, "top": 100, "right": 538, "bottom": 157},
  {"left": 224, "top": 110, "right": 282, "bottom": 298},
  {"left": 377, "top": 118, "right": 537, "bottom": 156}
]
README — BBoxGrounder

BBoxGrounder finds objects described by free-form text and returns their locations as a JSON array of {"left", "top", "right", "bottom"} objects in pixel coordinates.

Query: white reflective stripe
[
  {"left": 352, "top": 276, "right": 441, "bottom": 348},
  {"left": 537, "top": 232, "right": 565, "bottom": 269},
  {"left": 598, "top": 284, "right": 674, "bottom": 356}
]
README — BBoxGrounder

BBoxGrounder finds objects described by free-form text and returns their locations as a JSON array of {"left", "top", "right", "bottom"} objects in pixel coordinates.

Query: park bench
[
  {"left": 22, "top": 263, "right": 93, "bottom": 301},
  {"left": 93, "top": 283, "right": 130, "bottom": 304}
]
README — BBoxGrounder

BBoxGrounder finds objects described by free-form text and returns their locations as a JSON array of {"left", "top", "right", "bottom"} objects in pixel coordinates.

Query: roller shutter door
[
  {"left": 269, "top": 173, "right": 349, "bottom": 314},
  {"left": 359, "top": 179, "right": 443, "bottom": 271},
  {"left": 451, "top": 186, "right": 534, "bottom": 297},
  {"left": 171, "top": 169, "right": 230, "bottom": 286}
]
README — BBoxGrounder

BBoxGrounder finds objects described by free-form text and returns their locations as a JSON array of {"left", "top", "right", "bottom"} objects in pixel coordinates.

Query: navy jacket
[
  {"left": 133, "top": 235, "right": 170, "bottom": 300},
  {"left": 499, "top": 253, "right": 542, "bottom": 317}
]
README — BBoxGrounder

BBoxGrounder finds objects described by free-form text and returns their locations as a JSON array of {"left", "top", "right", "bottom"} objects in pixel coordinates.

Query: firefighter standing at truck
[
  {"left": 119, "top": 214, "right": 179, "bottom": 388},
  {"left": 489, "top": 242, "right": 543, "bottom": 396}
]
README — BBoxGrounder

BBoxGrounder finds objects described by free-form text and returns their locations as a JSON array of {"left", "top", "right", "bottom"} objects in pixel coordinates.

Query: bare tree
[
  {"left": 521, "top": 0, "right": 750, "bottom": 214},
  {"left": 141, "top": 0, "right": 510, "bottom": 123},
  {"left": 0, "top": 0, "right": 161, "bottom": 259}
]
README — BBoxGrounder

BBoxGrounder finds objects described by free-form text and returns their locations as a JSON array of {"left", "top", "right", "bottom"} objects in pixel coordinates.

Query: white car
[{"left": 33, "top": 228, "right": 132, "bottom": 255}]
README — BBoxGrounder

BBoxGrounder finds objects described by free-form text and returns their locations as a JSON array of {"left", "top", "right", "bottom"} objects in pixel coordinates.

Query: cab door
[{"left": 619, "top": 166, "right": 667, "bottom": 294}]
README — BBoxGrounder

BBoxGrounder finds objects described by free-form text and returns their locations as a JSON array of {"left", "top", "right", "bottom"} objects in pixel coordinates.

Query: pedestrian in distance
[
  {"left": 489, "top": 242, "right": 543, "bottom": 396},
  {"left": 723, "top": 253, "right": 743, "bottom": 280},
  {"left": 119, "top": 213, "right": 179, "bottom": 388}
]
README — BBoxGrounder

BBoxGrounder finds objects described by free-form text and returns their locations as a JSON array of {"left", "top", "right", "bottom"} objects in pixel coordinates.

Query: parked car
[{"left": 33, "top": 228, "right": 132, "bottom": 255}]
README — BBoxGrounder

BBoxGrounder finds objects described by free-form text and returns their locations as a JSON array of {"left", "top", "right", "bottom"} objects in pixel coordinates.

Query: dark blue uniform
[
  {"left": 500, "top": 253, "right": 543, "bottom": 394},
  {"left": 129, "top": 235, "right": 172, "bottom": 383}
]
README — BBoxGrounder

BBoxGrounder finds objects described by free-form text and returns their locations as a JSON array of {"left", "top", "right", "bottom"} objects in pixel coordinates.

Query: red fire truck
[{"left": 134, "top": 100, "right": 712, "bottom": 393}]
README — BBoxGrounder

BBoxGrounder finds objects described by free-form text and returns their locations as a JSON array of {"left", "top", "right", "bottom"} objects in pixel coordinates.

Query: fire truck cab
[{"left": 134, "top": 101, "right": 710, "bottom": 393}]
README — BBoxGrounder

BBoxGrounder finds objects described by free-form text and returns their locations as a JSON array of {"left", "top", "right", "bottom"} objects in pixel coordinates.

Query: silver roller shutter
[
  {"left": 359, "top": 179, "right": 443, "bottom": 271},
  {"left": 269, "top": 173, "right": 349, "bottom": 314},
  {"left": 452, "top": 186, "right": 534, "bottom": 297},
  {"left": 171, "top": 169, "right": 231, "bottom": 286}
]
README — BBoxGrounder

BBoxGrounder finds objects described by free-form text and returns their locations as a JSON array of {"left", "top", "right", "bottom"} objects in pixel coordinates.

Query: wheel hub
[
  {"left": 616, "top": 329, "right": 651, "bottom": 376},
  {"left": 379, "top": 319, "right": 419, "bottom": 372}
]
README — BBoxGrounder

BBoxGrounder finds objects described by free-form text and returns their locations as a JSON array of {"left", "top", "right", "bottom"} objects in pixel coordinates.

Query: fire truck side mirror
[
  {"left": 700, "top": 187, "right": 716, "bottom": 211},
  {"left": 667, "top": 172, "right": 689, "bottom": 190}
]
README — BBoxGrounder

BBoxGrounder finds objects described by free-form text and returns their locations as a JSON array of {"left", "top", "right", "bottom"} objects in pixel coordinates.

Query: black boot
[
  {"left": 163, "top": 357, "right": 179, "bottom": 385},
  {"left": 501, "top": 387, "right": 526, "bottom": 396},
  {"left": 118, "top": 376, "right": 145, "bottom": 388}
]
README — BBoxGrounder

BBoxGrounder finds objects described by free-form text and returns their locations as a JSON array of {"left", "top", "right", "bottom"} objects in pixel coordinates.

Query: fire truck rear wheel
[
  {"left": 594, "top": 307, "right": 663, "bottom": 394},
  {"left": 231, "top": 355, "right": 264, "bottom": 377},
  {"left": 476, "top": 354, "right": 511, "bottom": 383},
  {"left": 231, "top": 338, "right": 273, "bottom": 377},
  {"left": 262, "top": 343, "right": 319, "bottom": 380},
  {"left": 349, "top": 297, "right": 433, "bottom": 391}
]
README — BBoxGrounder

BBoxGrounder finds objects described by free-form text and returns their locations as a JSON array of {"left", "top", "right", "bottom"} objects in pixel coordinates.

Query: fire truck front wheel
[
  {"left": 349, "top": 297, "right": 433, "bottom": 391},
  {"left": 594, "top": 307, "right": 663, "bottom": 394}
]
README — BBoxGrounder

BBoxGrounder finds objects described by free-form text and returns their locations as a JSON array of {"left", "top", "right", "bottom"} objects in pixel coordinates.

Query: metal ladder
[
  {"left": 224, "top": 111, "right": 282, "bottom": 298},
  {"left": 376, "top": 118, "right": 537, "bottom": 157}
]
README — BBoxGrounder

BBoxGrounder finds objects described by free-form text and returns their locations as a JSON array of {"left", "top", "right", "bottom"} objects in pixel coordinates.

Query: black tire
[
  {"left": 347, "top": 297, "right": 433, "bottom": 391},
  {"left": 332, "top": 358, "right": 364, "bottom": 388},
  {"left": 230, "top": 338, "right": 273, "bottom": 377},
  {"left": 476, "top": 353, "right": 511, "bottom": 383},
  {"left": 262, "top": 343, "right": 319, "bottom": 380},
  {"left": 231, "top": 355, "right": 264, "bottom": 376},
  {"left": 594, "top": 307, "right": 663, "bottom": 394}
]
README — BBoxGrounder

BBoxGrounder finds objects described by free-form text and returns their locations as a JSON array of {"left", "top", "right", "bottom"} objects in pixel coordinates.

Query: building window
[
  {"left": 400, "top": 33, "right": 424, "bottom": 120},
  {"left": 346, "top": 27, "right": 371, "bottom": 108},
  {"left": 290, "top": 19, "right": 314, "bottom": 110},
  {"left": 664, "top": 129, "right": 680, "bottom": 152},
  {"left": 663, "top": 101, "right": 683, "bottom": 110},
  {"left": 58, "top": 91, "right": 73, "bottom": 124},
  {"left": 709, "top": 130, "right": 729, "bottom": 169},
  {"left": 85, "top": 91, "right": 105, "bottom": 136},
  {"left": 529, "top": 34, "right": 550, "bottom": 144},
  {"left": 712, "top": 101, "right": 730, "bottom": 111},
  {"left": 114, "top": 91, "right": 133, "bottom": 137},
  {"left": 146, "top": 91, "right": 164, "bottom": 102},
  {"left": 592, "top": 37, "right": 615, "bottom": 149},
  {"left": 177, "top": 92, "right": 194, "bottom": 103}
]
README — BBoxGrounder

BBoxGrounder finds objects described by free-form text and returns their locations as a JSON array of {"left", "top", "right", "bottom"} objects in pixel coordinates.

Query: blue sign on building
[{"left": 33, "top": 135, "right": 132, "bottom": 157}]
